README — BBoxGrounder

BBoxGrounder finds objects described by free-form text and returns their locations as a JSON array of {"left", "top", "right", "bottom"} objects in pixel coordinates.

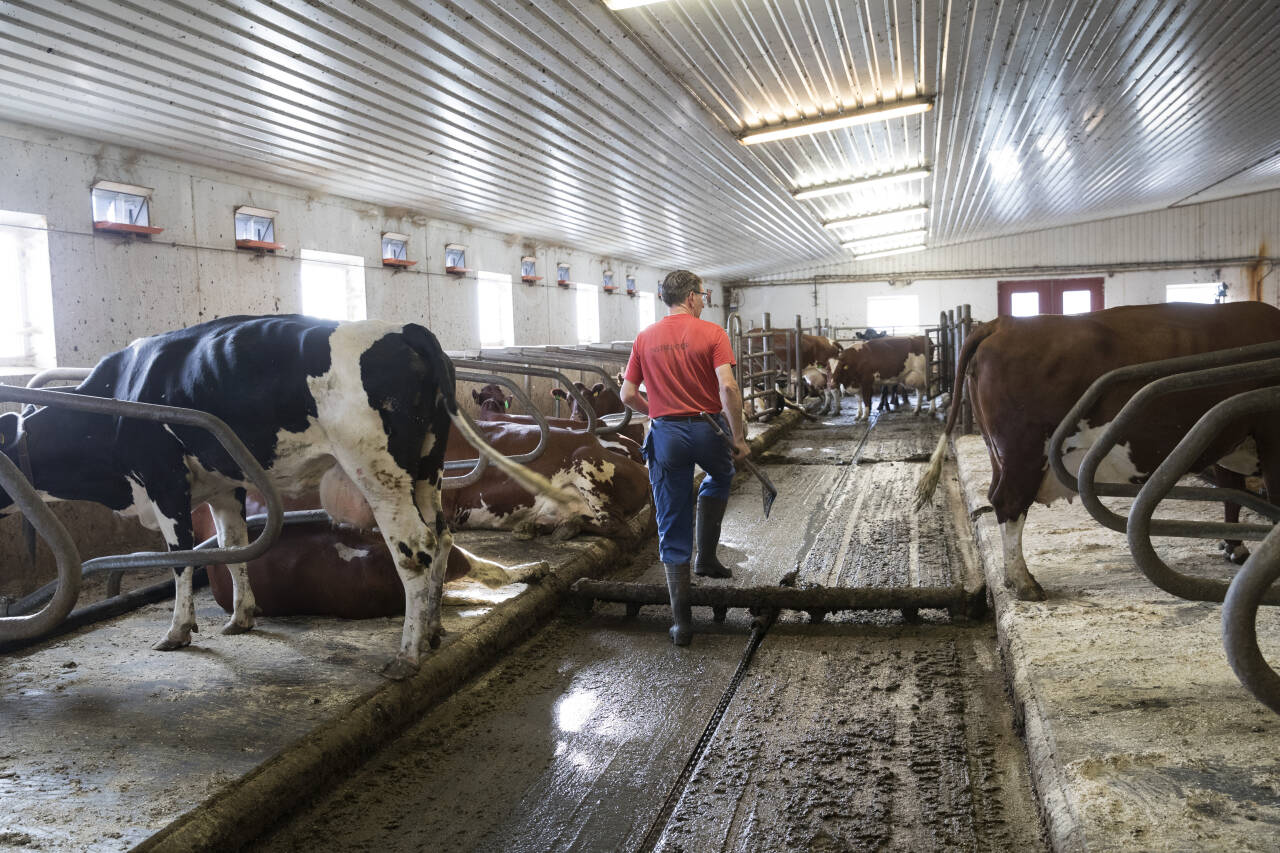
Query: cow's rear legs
[
  {"left": 999, "top": 514, "right": 1046, "bottom": 600},
  {"left": 153, "top": 565, "right": 198, "bottom": 650},
  {"left": 208, "top": 490, "right": 257, "bottom": 635}
]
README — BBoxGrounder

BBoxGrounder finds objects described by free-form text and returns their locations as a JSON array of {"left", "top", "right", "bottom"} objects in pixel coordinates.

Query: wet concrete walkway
[{"left": 251, "top": 408, "right": 1047, "bottom": 852}]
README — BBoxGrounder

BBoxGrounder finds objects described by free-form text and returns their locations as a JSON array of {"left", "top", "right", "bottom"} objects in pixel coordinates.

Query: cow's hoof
[
  {"left": 1227, "top": 544, "right": 1250, "bottom": 565},
  {"left": 428, "top": 629, "right": 443, "bottom": 650},
  {"left": 151, "top": 633, "right": 191, "bottom": 651},
  {"left": 1009, "top": 580, "right": 1046, "bottom": 601},
  {"left": 220, "top": 619, "right": 254, "bottom": 636},
  {"left": 380, "top": 656, "right": 418, "bottom": 681}
]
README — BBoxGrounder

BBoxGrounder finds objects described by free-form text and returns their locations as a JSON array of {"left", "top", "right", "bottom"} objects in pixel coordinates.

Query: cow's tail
[
  {"left": 913, "top": 322, "right": 995, "bottom": 511},
  {"left": 403, "top": 324, "right": 575, "bottom": 507}
]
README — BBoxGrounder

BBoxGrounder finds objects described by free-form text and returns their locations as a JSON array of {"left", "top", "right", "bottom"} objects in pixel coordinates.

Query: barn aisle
[{"left": 252, "top": 405, "right": 1047, "bottom": 852}]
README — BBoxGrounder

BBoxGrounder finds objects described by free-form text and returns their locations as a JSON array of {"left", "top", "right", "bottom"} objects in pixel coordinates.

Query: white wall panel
[{"left": 749, "top": 189, "right": 1280, "bottom": 284}]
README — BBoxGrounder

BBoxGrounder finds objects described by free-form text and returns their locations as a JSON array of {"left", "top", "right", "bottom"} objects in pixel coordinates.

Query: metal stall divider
[
  {"left": 1040, "top": 341, "right": 1280, "bottom": 713},
  {"left": 0, "top": 384, "right": 286, "bottom": 644}
]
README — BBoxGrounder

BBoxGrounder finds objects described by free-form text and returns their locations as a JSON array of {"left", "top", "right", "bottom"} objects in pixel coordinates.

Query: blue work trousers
[{"left": 642, "top": 414, "right": 736, "bottom": 566}]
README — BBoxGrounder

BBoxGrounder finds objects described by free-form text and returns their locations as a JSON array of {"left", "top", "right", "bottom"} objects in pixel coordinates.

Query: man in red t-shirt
[{"left": 621, "top": 270, "right": 749, "bottom": 646}]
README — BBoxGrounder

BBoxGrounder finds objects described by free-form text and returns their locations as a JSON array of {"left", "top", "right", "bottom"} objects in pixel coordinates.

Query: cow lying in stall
[
  {"left": 0, "top": 315, "right": 570, "bottom": 678},
  {"left": 549, "top": 378, "right": 646, "bottom": 444},
  {"left": 195, "top": 491, "right": 545, "bottom": 618},
  {"left": 833, "top": 335, "right": 932, "bottom": 420},
  {"left": 471, "top": 383, "right": 644, "bottom": 462},
  {"left": 915, "top": 301, "right": 1280, "bottom": 601},
  {"left": 440, "top": 416, "right": 651, "bottom": 541}
]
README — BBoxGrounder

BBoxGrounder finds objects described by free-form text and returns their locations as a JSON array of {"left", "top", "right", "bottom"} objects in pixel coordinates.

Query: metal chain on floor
[{"left": 635, "top": 607, "right": 779, "bottom": 853}]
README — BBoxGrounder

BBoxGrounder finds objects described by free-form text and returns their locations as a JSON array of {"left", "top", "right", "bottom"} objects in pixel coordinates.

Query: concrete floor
[
  {"left": 6, "top": 404, "right": 1277, "bottom": 851},
  {"left": 248, "top": 408, "right": 1046, "bottom": 852},
  {"left": 951, "top": 434, "right": 1280, "bottom": 852}
]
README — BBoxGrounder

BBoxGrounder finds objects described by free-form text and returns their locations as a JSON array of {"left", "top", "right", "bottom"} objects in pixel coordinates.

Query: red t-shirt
[{"left": 625, "top": 313, "right": 735, "bottom": 418}]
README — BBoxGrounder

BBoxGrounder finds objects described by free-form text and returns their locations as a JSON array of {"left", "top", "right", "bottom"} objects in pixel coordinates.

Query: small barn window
[
  {"left": 477, "top": 271, "right": 515, "bottom": 348},
  {"left": 866, "top": 294, "right": 920, "bottom": 333},
  {"left": 301, "top": 249, "right": 366, "bottom": 322},
  {"left": 603, "top": 270, "right": 617, "bottom": 293},
  {"left": 557, "top": 263, "right": 571, "bottom": 286},
  {"left": 521, "top": 256, "right": 540, "bottom": 283},
  {"left": 575, "top": 283, "right": 599, "bottom": 344},
  {"left": 235, "top": 206, "right": 283, "bottom": 251},
  {"left": 91, "top": 181, "right": 162, "bottom": 235},
  {"left": 1166, "top": 282, "right": 1221, "bottom": 304},
  {"left": 1060, "top": 289, "right": 1093, "bottom": 315},
  {"left": 625, "top": 274, "right": 637, "bottom": 295},
  {"left": 1009, "top": 292, "right": 1040, "bottom": 317},
  {"left": 381, "top": 232, "right": 415, "bottom": 267},
  {"left": 444, "top": 244, "right": 469, "bottom": 274}
]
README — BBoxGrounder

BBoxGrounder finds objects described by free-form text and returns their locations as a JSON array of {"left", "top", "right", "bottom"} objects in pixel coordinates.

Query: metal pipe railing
[
  {"left": 1223, "top": 524, "right": 1280, "bottom": 714},
  {"left": 0, "top": 385, "right": 284, "bottom": 642},
  {"left": 1126, "top": 387, "right": 1280, "bottom": 603}
]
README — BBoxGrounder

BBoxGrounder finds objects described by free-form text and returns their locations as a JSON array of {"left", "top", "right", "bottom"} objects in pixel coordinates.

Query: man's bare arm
[
  {"left": 620, "top": 378, "right": 649, "bottom": 416},
  {"left": 715, "top": 363, "right": 750, "bottom": 460}
]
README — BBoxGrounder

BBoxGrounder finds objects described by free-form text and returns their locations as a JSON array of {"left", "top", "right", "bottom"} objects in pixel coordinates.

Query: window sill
[
  {"left": 382, "top": 258, "right": 417, "bottom": 268},
  {"left": 602, "top": 285, "right": 618, "bottom": 293},
  {"left": 94, "top": 221, "right": 164, "bottom": 235},
  {"left": 236, "top": 239, "right": 285, "bottom": 252},
  {"left": 556, "top": 280, "right": 572, "bottom": 288},
  {"left": 521, "top": 275, "right": 543, "bottom": 284},
  {"left": 626, "top": 289, "right": 638, "bottom": 297},
  {"left": 445, "top": 266, "right": 471, "bottom": 275}
]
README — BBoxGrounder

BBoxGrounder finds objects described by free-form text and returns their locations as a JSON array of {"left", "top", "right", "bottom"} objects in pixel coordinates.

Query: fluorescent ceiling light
[
  {"left": 842, "top": 229, "right": 928, "bottom": 252},
  {"left": 740, "top": 97, "right": 932, "bottom": 145},
  {"left": 794, "top": 168, "right": 931, "bottom": 200},
  {"left": 823, "top": 205, "right": 928, "bottom": 230},
  {"left": 604, "top": 0, "right": 669, "bottom": 8},
  {"left": 852, "top": 244, "right": 928, "bottom": 260}
]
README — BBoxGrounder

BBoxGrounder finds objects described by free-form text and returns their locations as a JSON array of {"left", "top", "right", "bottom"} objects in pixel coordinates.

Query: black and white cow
[{"left": 0, "top": 315, "right": 570, "bottom": 678}]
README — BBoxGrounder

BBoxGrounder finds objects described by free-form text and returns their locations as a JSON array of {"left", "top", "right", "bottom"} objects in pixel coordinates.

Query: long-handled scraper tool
[{"left": 700, "top": 412, "right": 777, "bottom": 518}]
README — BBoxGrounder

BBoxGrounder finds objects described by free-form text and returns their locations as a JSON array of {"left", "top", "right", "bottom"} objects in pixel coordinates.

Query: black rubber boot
[
  {"left": 694, "top": 496, "right": 732, "bottom": 578},
  {"left": 665, "top": 562, "right": 692, "bottom": 646}
]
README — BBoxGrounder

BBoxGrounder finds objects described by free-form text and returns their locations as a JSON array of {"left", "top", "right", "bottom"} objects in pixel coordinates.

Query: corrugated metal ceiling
[{"left": 1, "top": 0, "right": 1278, "bottom": 280}]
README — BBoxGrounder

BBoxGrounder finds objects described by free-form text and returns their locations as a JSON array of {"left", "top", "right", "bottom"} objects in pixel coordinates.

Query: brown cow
[
  {"left": 443, "top": 419, "right": 651, "bottom": 541},
  {"left": 915, "top": 301, "right": 1280, "bottom": 600},
  {"left": 473, "top": 383, "right": 644, "bottom": 460},
  {"left": 195, "top": 493, "right": 543, "bottom": 619},
  {"left": 546, "top": 381, "right": 647, "bottom": 444},
  {"left": 832, "top": 335, "right": 932, "bottom": 420},
  {"left": 746, "top": 329, "right": 841, "bottom": 375}
]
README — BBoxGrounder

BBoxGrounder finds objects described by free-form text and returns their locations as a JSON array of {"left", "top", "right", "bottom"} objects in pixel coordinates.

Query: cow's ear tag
[{"left": 504, "top": 400, "right": 510, "bottom": 410}]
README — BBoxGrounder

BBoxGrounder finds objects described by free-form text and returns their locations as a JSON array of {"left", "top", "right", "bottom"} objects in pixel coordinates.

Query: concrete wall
[{"left": 0, "top": 120, "right": 698, "bottom": 368}]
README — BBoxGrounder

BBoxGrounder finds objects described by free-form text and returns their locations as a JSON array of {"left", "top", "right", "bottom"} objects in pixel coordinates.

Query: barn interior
[{"left": 2, "top": 1, "right": 1280, "bottom": 850}]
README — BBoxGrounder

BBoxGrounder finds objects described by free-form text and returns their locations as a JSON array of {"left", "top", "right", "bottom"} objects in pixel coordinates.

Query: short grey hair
[{"left": 660, "top": 269, "right": 702, "bottom": 306}]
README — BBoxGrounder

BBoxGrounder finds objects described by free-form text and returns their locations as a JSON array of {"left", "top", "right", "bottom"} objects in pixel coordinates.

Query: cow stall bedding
[{"left": 0, "top": 314, "right": 573, "bottom": 678}]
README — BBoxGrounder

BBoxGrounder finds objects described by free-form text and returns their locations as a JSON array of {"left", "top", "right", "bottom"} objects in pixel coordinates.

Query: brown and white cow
[
  {"left": 442, "top": 419, "right": 651, "bottom": 541},
  {"left": 472, "top": 383, "right": 644, "bottom": 462},
  {"left": 548, "top": 379, "right": 645, "bottom": 444},
  {"left": 914, "top": 301, "right": 1280, "bottom": 600},
  {"left": 832, "top": 335, "right": 932, "bottom": 420}
]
